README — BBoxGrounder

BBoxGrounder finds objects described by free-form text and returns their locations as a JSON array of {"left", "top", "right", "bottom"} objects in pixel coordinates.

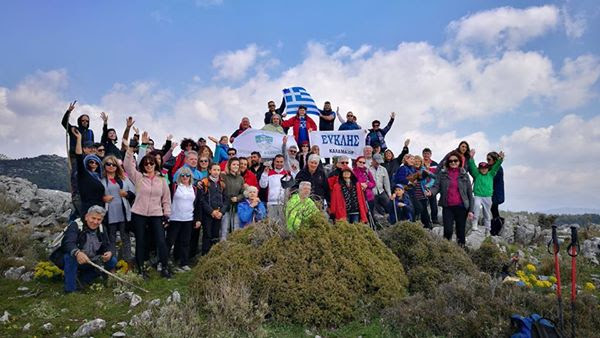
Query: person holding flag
[{"left": 281, "top": 106, "right": 317, "bottom": 146}]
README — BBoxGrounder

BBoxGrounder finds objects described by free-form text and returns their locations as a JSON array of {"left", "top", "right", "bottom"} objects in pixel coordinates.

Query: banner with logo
[
  {"left": 232, "top": 129, "right": 298, "bottom": 159},
  {"left": 309, "top": 129, "right": 365, "bottom": 159}
]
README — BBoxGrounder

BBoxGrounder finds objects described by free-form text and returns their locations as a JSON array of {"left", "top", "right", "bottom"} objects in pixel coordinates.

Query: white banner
[
  {"left": 232, "top": 129, "right": 297, "bottom": 159},
  {"left": 309, "top": 129, "right": 366, "bottom": 159}
]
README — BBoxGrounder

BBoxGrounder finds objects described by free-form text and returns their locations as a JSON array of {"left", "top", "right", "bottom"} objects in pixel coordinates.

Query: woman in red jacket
[
  {"left": 281, "top": 106, "right": 317, "bottom": 146},
  {"left": 330, "top": 168, "right": 367, "bottom": 224}
]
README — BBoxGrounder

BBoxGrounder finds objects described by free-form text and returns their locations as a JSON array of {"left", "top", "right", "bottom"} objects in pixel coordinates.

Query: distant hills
[{"left": 0, "top": 154, "right": 69, "bottom": 192}]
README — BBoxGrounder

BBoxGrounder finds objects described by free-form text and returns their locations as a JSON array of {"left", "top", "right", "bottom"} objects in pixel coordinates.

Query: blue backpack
[{"left": 511, "top": 314, "right": 563, "bottom": 338}]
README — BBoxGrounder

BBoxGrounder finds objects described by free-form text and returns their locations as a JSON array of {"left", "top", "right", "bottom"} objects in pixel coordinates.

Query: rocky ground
[{"left": 0, "top": 175, "right": 599, "bottom": 337}]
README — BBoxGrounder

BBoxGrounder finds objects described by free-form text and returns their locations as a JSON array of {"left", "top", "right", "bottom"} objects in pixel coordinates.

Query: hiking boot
[{"left": 160, "top": 269, "right": 172, "bottom": 279}]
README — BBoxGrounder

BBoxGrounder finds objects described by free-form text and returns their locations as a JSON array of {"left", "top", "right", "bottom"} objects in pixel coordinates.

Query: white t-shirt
[{"left": 169, "top": 185, "right": 195, "bottom": 221}]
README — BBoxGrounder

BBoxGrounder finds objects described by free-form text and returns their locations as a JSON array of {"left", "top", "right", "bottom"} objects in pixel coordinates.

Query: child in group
[
  {"left": 197, "top": 163, "right": 229, "bottom": 255},
  {"left": 387, "top": 184, "right": 414, "bottom": 224},
  {"left": 209, "top": 135, "right": 230, "bottom": 166},
  {"left": 467, "top": 150, "right": 504, "bottom": 233}
]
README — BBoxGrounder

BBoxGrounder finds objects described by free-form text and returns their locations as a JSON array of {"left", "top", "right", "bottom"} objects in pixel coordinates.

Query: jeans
[
  {"left": 107, "top": 221, "right": 132, "bottom": 261},
  {"left": 347, "top": 213, "right": 360, "bottom": 224},
  {"left": 166, "top": 220, "right": 193, "bottom": 267},
  {"left": 221, "top": 210, "right": 240, "bottom": 241},
  {"left": 442, "top": 206, "right": 468, "bottom": 245},
  {"left": 202, "top": 216, "right": 222, "bottom": 255},
  {"left": 472, "top": 196, "right": 492, "bottom": 230},
  {"left": 131, "top": 213, "right": 168, "bottom": 272},
  {"left": 418, "top": 199, "right": 432, "bottom": 229},
  {"left": 63, "top": 254, "right": 117, "bottom": 293}
]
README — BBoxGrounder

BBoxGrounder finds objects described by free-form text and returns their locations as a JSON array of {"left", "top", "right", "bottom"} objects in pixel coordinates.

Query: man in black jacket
[
  {"left": 263, "top": 98, "right": 286, "bottom": 126},
  {"left": 51, "top": 206, "right": 116, "bottom": 293}
]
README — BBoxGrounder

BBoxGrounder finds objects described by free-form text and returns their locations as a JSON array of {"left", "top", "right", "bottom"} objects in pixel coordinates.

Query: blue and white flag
[{"left": 283, "top": 87, "right": 320, "bottom": 116}]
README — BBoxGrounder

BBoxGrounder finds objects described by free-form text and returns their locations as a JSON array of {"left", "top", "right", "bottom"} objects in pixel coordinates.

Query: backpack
[
  {"left": 491, "top": 216, "right": 505, "bottom": 236},
  {"left": 511, "top": 314, "right": 563, "bottom": 338}
]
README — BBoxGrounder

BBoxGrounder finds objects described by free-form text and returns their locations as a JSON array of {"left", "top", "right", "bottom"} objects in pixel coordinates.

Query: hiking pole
[
  {"left": 393, "top": 196, "right": 399, "bottom": 225},
  {"left": 87, "top": 259, "right": 149, "bottom": 293},
  {"left": 567, "top": 225, "right": 580, "bottom": 338},
  {"left": 547, "top": 225, "right": 564, "bottom": 331}
]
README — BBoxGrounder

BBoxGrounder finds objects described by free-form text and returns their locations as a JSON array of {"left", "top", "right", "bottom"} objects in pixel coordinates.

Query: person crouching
[{"left": 52, "top": 206, "right": 116, "bottom": 293}]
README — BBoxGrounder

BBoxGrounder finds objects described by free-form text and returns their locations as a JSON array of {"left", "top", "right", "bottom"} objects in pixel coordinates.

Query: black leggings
[
  {"left": 131, "top": 213, "right": 168, "bottom": 271},
  {"left": 491, "top": 203, "right": 500, "bottom": 219},
  {"left": 201, "top": 216, "right": 221, "bottom": 256},
  {"left": 442, "top": 206, "right": 468, "bottom": 245},
  {"left": 166, "top": 220, "right": 193, "bottom": 267}
]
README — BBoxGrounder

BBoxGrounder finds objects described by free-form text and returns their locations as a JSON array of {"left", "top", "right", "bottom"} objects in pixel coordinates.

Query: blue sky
[{"left": 1, "top": 0, "right": 599, "bottom": 212}]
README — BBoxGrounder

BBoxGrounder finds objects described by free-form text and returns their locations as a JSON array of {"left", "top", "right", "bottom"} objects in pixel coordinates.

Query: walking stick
[
  {"left": 547, "top": 225, "right": 564, "bottom": 331},
  {"left": 393, "top": 196, "right": 399, "bottom": 225},
  {"left": 87, "top": 259, "right": 149, "bottom": 293},
  {"left": 567, "top": 225, "right": 580, "bottom": 338}
]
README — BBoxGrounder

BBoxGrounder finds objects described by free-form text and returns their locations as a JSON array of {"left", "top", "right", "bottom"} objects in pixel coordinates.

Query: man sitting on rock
[{"left": 51, "top": 205, "right": 116, "bottom": 293}]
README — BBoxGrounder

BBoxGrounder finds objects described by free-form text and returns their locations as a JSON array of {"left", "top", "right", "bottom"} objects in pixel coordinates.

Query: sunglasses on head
[{"left": 105, "top": 162, "right": 117, "bottom": 167}]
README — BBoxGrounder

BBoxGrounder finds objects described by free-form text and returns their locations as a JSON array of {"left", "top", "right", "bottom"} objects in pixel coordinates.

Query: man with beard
[{"left": 249, "top": 151, "right": 268, "bottom": 201}]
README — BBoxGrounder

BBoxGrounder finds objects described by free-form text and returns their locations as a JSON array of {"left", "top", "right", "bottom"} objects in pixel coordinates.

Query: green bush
[
  {"left": 383, "top": 274, "right": 600, "bottom": 337},
  {"left": 191, "top": 215, "right": 408, "bottom": 328},
  {"left": 379, "top": 221, "right": 478, "bottom": 293},
  {"left": 0, "top": 224, "right": 46, "bottom": 270},
  {"left": 471, "top": 240, "right": 510, "bottom": 276}
]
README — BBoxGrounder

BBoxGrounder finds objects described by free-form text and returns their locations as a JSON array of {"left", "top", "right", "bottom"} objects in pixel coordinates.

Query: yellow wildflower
[
  {"left": 526, "top": 264, "right": 537, "bottom": 273},
  {"left": 584, "top": 282, "right": 596, "bottom": 291},
  {"left": 549, "top": 276, "right": 557, "bottom": 283}
]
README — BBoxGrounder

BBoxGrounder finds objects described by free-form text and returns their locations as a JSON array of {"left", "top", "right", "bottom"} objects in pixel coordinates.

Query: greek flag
[{"left": 283, "top": 87, "right": 320, "bottom": 116}]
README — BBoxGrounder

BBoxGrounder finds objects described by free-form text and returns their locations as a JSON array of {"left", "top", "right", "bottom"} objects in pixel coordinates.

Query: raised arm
[
  {"left": 100, "top": 112, "right": 109, "bottom": 144},
  {"left": 276, "top": 97, "right": 286, "bottom": 115},
  {"left": 381, "top": 112, "right": 395, "bottom": 135},
  {"left": 121, "top": 116, "right": 135, "bottom": 152},
  {"left": 73, "top": 128, "right": 83, "bottom": 155},
  {"left": 123, "top": 149, "right": 142, "bottom": 182},
  {"left": 489, "top": 152, "right": 504, "bottom": 177},
  {"left": 396, "top": 139, "right": 410, "bottom": 164},
  {"left": 61, "top": 101, "right": 76, "bottom": 130},
  {"left": 335, "top": 107, "right": 346, "bottom": 124}
]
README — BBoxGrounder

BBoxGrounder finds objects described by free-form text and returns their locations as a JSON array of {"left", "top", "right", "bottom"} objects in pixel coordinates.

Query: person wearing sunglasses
[
  {"left": 337, "top": 110, "right": 361, "bottom": 131},
  {"left": 282, "top": 136, "right": 300, "bottom": 178},
  {"left": 281, "top": 106, "right": 317, "bottom": 146},
  {"left": 61, "top": 101, "right": 95, "bottom": 215},
  {"left": 167, "top": 167, "right": 199, "bottom": 272},
  {"left": 353, "top": 155, "right": 377, "bottom": 214},
  {"left": 99, "top": 112, "right": 122, "bottom": 159},
  {"left": 263, "top": 98, "right": 286, "bottom": 126},
  {"left": 124, "top": 144, "right": 172, "bottom": 278},
  {"left": 366, "top": 112, "right": 396, "bottom": 151},
  {"left": 101, "top": 155, "right": 135, "bottom": 266},
  {"left": 429, "top": 150, "right": 474, "bottom": 247},
  {"left": 382, "top": 138, "right": 410, "bottom": 187},
  {"left": 73, "top": 129, "right": 104, "bottom": 217}
]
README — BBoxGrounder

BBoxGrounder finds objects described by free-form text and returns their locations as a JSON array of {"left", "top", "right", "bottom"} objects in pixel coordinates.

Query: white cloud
[
  {"left": 447, "top": 5, "right": 559, "bottom": 50},
  {"left": 562, "top": 5, "right": 586, "bottom": 38},
  {"left": 499, "top": 114, "right": 600, "bottom": 211},
  {"left": 212, "top": 44, "right": 268, "bottom": 81}
]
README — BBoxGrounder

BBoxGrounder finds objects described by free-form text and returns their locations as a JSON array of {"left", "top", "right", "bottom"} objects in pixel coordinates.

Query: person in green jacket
[
  {"left": 261, "top": 114, "right": 285, "bottom": 134},
  {"left": 467, "top": 149, "right": 504, "bottom": 233},
  {"left": 285, "top": 181, "right": 320, "bottom": 231}
]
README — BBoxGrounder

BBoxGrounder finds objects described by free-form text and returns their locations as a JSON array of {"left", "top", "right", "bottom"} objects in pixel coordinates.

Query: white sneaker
[{"left": 471, "top": 225, "right": 479, "bottom": 231}]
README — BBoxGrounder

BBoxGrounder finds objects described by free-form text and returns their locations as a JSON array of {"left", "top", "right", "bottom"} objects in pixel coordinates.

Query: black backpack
[{"left": 491, "top": 216, "right": 505, "bottom": 236}]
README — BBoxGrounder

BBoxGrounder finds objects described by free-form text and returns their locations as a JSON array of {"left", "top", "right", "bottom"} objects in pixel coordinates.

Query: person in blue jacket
[
  {"left": 487, "top": 151, "right": 505, "bottom": 219},
  {"left": 387, "top": 184, "right": 414, "bottom": 224},
  {"left": 237, "top": 186, "right": 267, "bottom": 228},
  {"left": 336, "top": 110, "right": 362, "bottom": 130},
  {"left": 366, "top": 112, "right": 395, "bottom": 150}
]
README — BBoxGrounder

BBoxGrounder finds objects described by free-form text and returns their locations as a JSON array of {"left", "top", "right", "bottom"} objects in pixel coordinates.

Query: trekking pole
[
  {"left": 87, "top": 259, "right": 149, "bottom": 293},
  {"left": 393, "top": 196, "right": 399, "bottom": 225},
  {"left": 567, "top": 225, "right": 580, "bottom": 338},
  {"left": 547, "top": 225, "right": 564, "bottom": 331}
]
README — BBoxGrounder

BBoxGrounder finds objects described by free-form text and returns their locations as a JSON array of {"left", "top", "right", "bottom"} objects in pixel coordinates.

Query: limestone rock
[
  {"left": 0, "top": 311, "right": 10, "bottom": 324},
  {"left": 112, "top": 332, "right": 126, "bottom": 337},
  {"left": 466, "top": 228, "right": 486, "bottom": 250},
  {"left": 130, "top": 294, "right": 142, "bottom": 307},
  {"left": 3, "top": 266, "right": 26, "bottom": 280},
  {"left": 582, "top": 237, "right": 600, "bottom": 265},
  {"left": 42, "top": 322, "right": 54, "bottom": 331},
  {"left": 73, "top": 318, "right": 106, "bottom": 337},
  {"left": 166, "top": 290, "right": 181, "bottom": 304}
]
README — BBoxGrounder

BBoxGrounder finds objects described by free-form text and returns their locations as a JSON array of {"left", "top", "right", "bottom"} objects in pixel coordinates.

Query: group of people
[{"left": 52, "top": 99, "right": 505, "bottom": 292}]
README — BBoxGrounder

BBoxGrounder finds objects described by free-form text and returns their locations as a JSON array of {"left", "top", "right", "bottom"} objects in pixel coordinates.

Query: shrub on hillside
[
  {"left": 471, "top": 240, "right": 510, "bottom": 276},
  {"left": 191, "top": 215, "right": 408, "bottom": 328},
  {"left": 383, "top": 274, "right": 600, "bottom": 337},
  {"left": 0, "top": 224, "right": 46, "bottom": 270},
  {"left": 378, "top": 221, "right": 478, "bottom": 293}
]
